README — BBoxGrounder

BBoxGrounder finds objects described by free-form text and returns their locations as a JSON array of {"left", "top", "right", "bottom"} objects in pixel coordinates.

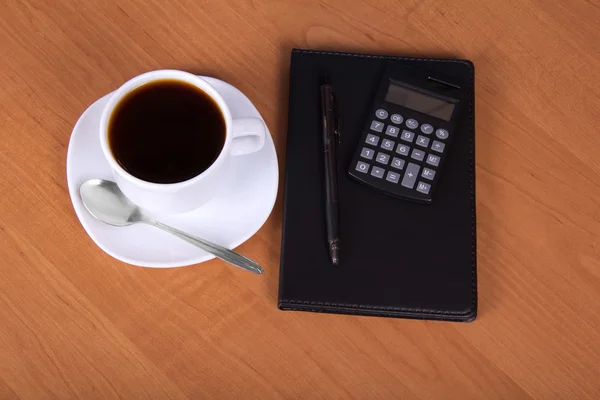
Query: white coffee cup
[{"left": 99, "top": 70, "right": 266, "bottom": 214}]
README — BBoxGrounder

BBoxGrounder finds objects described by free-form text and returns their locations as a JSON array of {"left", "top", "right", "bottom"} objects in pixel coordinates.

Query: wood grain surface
[{"left": 1, "top": 0, "right": 600, "bottom": 398}]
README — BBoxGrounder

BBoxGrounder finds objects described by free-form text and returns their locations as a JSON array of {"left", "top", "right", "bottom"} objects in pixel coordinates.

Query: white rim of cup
[{"left": 99, "top": 70, "right": 233, "bottom": 191}]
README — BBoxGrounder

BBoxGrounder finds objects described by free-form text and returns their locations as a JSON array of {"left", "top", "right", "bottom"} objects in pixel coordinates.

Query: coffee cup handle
[{"left": 230, "top": 118, "right": 266, "bottom": 156}]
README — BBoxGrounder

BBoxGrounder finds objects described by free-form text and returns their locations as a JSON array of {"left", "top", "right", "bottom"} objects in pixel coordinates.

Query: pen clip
[{"left": 332, "top": 93, "right": 341, "bottom": 144}]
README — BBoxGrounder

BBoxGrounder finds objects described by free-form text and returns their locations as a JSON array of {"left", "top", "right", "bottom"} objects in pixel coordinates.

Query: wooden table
[{"left": 1, "top": 0, "right": 599, "bottom": 398}]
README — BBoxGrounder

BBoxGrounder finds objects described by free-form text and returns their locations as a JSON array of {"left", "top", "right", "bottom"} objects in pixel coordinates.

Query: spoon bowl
[{"left": 80, "top": 179, "right": 140, "bottom": 226}]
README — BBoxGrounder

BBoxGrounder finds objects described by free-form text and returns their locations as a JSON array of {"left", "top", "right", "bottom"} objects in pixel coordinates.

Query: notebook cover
[{"left": 278, "top": 49, "right": 477, "bottom": 322}]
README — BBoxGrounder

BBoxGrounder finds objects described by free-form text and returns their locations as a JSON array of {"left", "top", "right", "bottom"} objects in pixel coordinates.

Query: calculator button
[
  {"left": 391, "top": 157, "right": 405, "bottom": 170},
  {"left": 381, "top": 139, "right": 395, "bottom": 150},
  {"left": 385, "top": 125, "right": 400, "bottom": 137},
  {"left": 390, "top": 114, "right": 403, "bottom": 124},
  {"left": 416, "top": 135, "right": 430, "bottom": 148},
  {"left": 360, "top": 147, "right": 374, "bottom": 160},
  {"left": 435, "top": 128, "right": 449, "bottom": 139},
  {"left": 396, "top": 144, "right": 410, "bottom": 156},
  {"left": 355, "top": 161, "right": 370, "bottom": 173},
  {"left": 375, "top": 152, "right": 390, "bottom": 165},
  {"left": 375, "top": 109, "right": 388, "bottom": 119},
  {"left": 420, "top": 124, "right": 434, "bottom": 134},
  {"left": 371, "top": 166, "right": 385, "bottom": 179},
  {"left": 422, "top": 168, "right": 436, "bottom": 180},
  {"left": 400, "top": 130, "right": 415, "bottom": 143},
  {"left": 405, "top": 119, "right": 419, "bottom": 129},
  {"left": 365, "top": 134, "right": 380, "bottom": 146},
  {"left": 401, "top": 163, "right": 420, "bottom": 189},
  {"left": 411, "top": 149, "right": 425, "bottom": 161},
  {"left": 431, "top": 140, "right": 445, "bottom": 153},
  {"left": 416, "top": 181, "right": 431, "bottom": 194},
  {"left": 426, "top": 154, "right": 441, "bottom": 167},
  {"left": 386, "top": 171, "right": 400, "bottom": 184},
  {"left": 370, "top": 120, "right": 384, "bottom": 132}
]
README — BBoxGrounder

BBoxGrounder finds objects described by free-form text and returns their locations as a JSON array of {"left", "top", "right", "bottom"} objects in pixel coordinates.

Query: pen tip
[
  {"left": 330, "top": 247, "right": 340, "bottom": 266},
  {"left": 321, "top": 75, "right": 331, "bottom": 85}
]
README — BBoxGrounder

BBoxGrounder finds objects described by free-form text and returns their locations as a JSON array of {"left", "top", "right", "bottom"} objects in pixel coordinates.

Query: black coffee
[{"left": 108, "top": 79, "right": 226, "bottom": 184}]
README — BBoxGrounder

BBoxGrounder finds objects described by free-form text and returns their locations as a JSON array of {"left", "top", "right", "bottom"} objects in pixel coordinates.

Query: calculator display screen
[{"left": 385, "top": 84, "right": 455, "bottom": 121}]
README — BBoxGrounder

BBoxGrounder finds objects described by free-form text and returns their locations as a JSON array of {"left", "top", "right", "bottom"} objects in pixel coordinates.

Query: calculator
[{"left": 348, "top": 62, "right": 462, "bottom": 203}]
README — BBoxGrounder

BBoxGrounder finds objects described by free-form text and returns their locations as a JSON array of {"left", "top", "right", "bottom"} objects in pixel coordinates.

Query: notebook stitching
[
  {"left": 468, "top": 61, "right": 477, "bottom": 316},
  {"left": 280, "top": 302, "right": 468, "bottom": 315},
  {"left": 292, "top": 49, "right": 474, "bottom": 67},
  {"left": 284, "top": 49, "right": 476, "bottom": 317},
  {"left": 279, "top": 305, "right": 464, "bottom": 320}
]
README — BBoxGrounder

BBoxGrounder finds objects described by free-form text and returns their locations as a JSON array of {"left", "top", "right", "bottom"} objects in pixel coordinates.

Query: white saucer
[{"left": 66, "top": 77, "right": 278, "bottom": 268}]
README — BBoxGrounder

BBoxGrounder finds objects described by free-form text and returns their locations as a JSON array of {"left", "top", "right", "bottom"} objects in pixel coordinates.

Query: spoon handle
[{"left": 149, "top": 221, "right": 264, "bottom": 274}]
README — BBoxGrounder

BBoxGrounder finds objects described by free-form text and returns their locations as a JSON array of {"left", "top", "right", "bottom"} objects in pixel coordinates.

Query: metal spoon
[{"left": 79, "top": 179, "right": 264, "bottom": 274}]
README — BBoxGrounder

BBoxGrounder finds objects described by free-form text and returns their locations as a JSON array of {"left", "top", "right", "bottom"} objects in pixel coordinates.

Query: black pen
[{"left": 320, "top": 77, "right": 341, "bottom": 266}]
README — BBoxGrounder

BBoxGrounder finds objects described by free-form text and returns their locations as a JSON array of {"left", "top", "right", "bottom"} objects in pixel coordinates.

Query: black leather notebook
[{"left": 278, "top": 49, "right": 477, "bottom": 322}]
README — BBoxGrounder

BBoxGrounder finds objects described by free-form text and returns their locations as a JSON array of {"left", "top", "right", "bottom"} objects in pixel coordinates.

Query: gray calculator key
[
  {"left": 436, "top": 128, "right": 449, "bottom": 139},
  {"left": 375, "top": 152, "right": 390, "bottom": 165},
  {"left": 391, "top": 157, "right": 405, "bottom": 170},
  {"left": 416, "top": 135, "right": 430, "bottom": 148},
  {"left": 355, "top": 161, "right": 370, "bottom": 173},
  {"left": 371, "top": 166, "right": 385, "bottom": 179},
  {"left": 381, "top": 139, "right": 395, "bottom": 150},
  {"left": 431, "top": 140, "right": 445, "bottom": 153},
  {"left": 401, "top": 163, "right": 420, "bottom": 189},
  {"left": 386, "top": 171, "right": 400, "bottom": 184},
  {"left": 370, "top": 120, "right": 384, "bottom": 132},
  {"left": 390, "top": 114, "right": 404, "bottom": 124},
  {"left": 360, "top": 147, "right": 374, "bottom": 160},
  {"left": 416, "top": 181, "right": 431, "bottom": 194},
  {"left": 400, "top": 130, "right": 415, "bottom": 143},
  {"left": 385, "top": 125, "right": 400, "bottom": 137},
  {"left": 420, "top": 124, "right": 434, "bottom": 134},
  {"left": 411, "top": 149, "right": 425, "bottom": 161},
  {"left": 365, "top": 134, "right": 380, "bottom": 146},
  {"left": 406, "top": 118, "right": 419, "bottom": 129},
  {"left": 426, "top": 154, "right": 441, "bottom": 166},
  {"left": 375, "top": 109, "right": 388, "bottom": 119},
  {"left": 396, "top": 144, "right": 410, "bottom": 156},
  {"left": 422, "top": 167, "right": 436, "bottom": 180}
]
